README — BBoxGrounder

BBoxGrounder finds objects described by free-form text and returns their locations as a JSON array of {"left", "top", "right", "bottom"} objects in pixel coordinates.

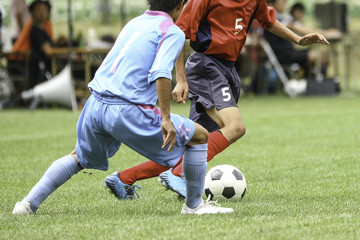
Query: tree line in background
[
  {"left": 2, "top": 0, "right": 360, "bottom": 27},
  {"left": 1, "top": 0, "right": 146, "bottom": 27}
]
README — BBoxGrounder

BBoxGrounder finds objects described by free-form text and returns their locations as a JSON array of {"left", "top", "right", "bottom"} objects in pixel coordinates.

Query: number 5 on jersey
[
  {"left": 222, "top": 87, "right": 232, "bottom": 102},
  {"left": 235, "top": 18, "right": 243, "bottom": 35}
]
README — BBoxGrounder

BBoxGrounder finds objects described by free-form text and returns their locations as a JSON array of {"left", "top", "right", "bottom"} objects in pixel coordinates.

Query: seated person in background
[
  {"left": 8, "top": 1, "right": 53, "bottom": 90},
  {"left": 290, "top": 2, "right": 305, "bottom": 27},
  {"left": 12, "top": 18, "right": 53, "bottom": 55},
  {"left": 264, "top": 0, "right": 338, "bottom": 79},
  {"left": 28, "top": 0, "right": 55, "bottom": 88},
  {"left": 289, "top": 2, "right": 342, "bottom": 40}
]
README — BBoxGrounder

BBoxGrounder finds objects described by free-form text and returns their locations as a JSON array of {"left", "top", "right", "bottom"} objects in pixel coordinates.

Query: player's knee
[
  {"left": 197, "top": 126, "right": 208, "bottom": 144},
  {"left": 189, "top": 124, "right": 208, "bottom": 145},
  {"left": 232, "top": 122, "right": 246, "bottom": 140},
  {"left": 70, "top": 149, "right": 77, "bottom": 160},
  {"left": 70, "top": 149, "right": 83, "bottom": 169}
]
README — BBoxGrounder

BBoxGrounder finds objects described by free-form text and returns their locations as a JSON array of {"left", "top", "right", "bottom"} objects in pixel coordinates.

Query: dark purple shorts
[{"left": 185, "top": 52, "right": 241, "bottom": 132}]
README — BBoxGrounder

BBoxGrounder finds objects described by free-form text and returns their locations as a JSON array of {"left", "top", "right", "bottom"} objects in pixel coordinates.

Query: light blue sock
[
  {"left": 182, "top": 144, "right": 208, "bottom": 209},
  {"left": 24, "top": 154, "right": 81, "bottom": 212}
]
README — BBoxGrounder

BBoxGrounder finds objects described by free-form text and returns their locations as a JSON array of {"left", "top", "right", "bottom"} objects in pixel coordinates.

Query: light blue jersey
[
  {"left": 75, "top": 10, "right": 195, "bottom": 170},
  {"left": 88, "top": 10, "right": 185, "bottom": 105}
]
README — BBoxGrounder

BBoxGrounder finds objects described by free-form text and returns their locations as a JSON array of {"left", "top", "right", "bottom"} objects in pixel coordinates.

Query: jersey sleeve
[
  {"left": 254, "top": 0, "right": 276, "bottom": 30},
  {"left": 148, "top": 26, "right": 185, "bottom": 83},
  {"left": 176, "top": 0, "right": 211, "bottom": 41}
]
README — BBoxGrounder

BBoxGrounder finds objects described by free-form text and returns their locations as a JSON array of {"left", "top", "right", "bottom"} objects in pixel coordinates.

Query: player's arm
[
  {"left": 156, "top": 77, "right": 176, "bottom": 152},
  {"left": 172, "top": 0, "right": 210, "bottom": 104},
  {"left": 287, "top": 22, "right": 342, "bottom": 40},
  {"left": 268, "top": 19, "right": 329, "bottom": 46},
  {"left": 172, "top": 43, "right": 188, "bottom": 104},
  {"left": 287, "top": 22, "right": 317, "bottom": 36}
]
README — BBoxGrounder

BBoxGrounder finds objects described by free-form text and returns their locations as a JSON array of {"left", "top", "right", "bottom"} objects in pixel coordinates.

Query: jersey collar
[{"left": 145, "top": 10, "right": 173, "bottom": 23}]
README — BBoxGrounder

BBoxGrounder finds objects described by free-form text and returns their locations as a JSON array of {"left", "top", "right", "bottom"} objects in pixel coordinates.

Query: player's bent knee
[
  {"left": 188, "top": 123, "right": 208, "bottom": 146},
  {"left": 198, "top": 127, "right": 209, "bottom": 144},
  {"left": 195, "top": 126, "right": 208, "bottom": 144},
  {"left": 238, "top": 125, "right": 246, "bottom": 137},
  {"left": 232, "top": 123, "right": 246, "bottom": 140},
  {"left": 70, "top": 149, "right": 77, "bottom": 160},
  {"left": 70, "top": 149, "right": 83, "bottom": 169}
]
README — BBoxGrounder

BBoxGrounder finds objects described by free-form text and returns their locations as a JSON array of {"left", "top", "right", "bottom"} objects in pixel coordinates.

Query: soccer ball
[{"left": 204, "top": 164, "right": 246, "bottom": 201}]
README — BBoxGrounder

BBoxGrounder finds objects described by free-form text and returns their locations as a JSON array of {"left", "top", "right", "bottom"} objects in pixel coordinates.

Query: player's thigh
[
  {"left": 75, "top": 96, "right": 121, "bottom": 170},
  {"left": 109, "top": 105, "right": 195, "bottom": 167}
]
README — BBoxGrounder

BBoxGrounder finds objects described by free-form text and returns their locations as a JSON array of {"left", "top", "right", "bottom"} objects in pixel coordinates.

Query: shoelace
[
  {"left": 203, "top": 195, "right": 221, "bottom": 207},
  {"left": 126, "top": 185, "right": 141, "bottom": 200}
]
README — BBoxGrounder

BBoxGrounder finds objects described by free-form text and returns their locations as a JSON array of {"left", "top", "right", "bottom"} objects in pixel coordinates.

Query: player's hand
[
  {"left": 298, "top": 33, "right": 329, "bottom": 46},
  {"left": 161, "top": 119, "right": 177, "bottom": 152},
  {"left": 172, "top": 80, "right": 188, "bottom": 104}
]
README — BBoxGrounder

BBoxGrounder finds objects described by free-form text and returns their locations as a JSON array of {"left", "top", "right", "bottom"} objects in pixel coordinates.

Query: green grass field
[{"left": 0, "top": 95, "right": 359, "bottom": 240}]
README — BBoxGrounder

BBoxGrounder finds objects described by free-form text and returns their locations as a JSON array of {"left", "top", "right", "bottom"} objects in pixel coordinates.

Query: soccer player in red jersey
[{"left": 109, "top": 0, "right": 329, "bottom": 199}]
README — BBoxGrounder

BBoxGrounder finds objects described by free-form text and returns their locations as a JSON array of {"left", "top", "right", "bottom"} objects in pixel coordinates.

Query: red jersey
[{"left": 176, "top": 0, "right": 276, "bottom": 61}]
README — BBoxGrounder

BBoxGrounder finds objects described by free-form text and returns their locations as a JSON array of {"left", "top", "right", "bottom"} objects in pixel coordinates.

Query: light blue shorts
[{"left": 75, "top": 95, "right": 195, "bottom": 170}]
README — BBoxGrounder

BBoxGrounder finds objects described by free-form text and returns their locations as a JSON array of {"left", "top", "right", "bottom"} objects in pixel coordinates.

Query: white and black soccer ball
[{"left": 204, "top": 164, "right": 246, "bottom": 201}]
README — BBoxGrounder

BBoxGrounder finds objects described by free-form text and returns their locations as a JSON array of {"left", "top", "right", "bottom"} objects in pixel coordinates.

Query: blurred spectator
[
  {"left": 264, "top": 0, "right": 332, "bottom": 79},
  {"left": 10, "top": 0, "right": 31, "bottom": 44},
  {"left": 28, "top": 0, "right": 55, "bottom": 88},
  {"left": 290, "top": 2, "right": 305, "bottom": 27},
  {"left": 7, "top": 8, "right": 53, "bottom": 96},
  {"left": 289, "top": 2, "right": 342, "bottom": 40},
  {"left": 12, "top": 19, "right": 53, "bottom": 55},
  {"left": 9, "top": 1, "right": 53, "bottom": 64}
]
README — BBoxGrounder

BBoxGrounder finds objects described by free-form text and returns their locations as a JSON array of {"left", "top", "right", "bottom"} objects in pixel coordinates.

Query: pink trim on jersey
[
  {"left": 137, "top": 104, "right": 161, "bottom": 115},
  {"left": 179, "top": 124, "right": 190, "bottom": 140},
  {"left": 145, "top": 10, "right": 175, "bottom": 55},
  {"left": 145, "top": 10, "right": 173, "bottom": 21},
  {"left": 157, "top": 20, "right": 173, "bottom": 54},
  {"left": 179, "top": 118, "right": 190, "bottom": 140}
]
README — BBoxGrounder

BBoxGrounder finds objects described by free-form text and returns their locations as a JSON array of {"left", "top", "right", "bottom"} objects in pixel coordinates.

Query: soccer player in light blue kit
[{"left": 12, "top": 0, "right": 233, "bottom": 215}]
